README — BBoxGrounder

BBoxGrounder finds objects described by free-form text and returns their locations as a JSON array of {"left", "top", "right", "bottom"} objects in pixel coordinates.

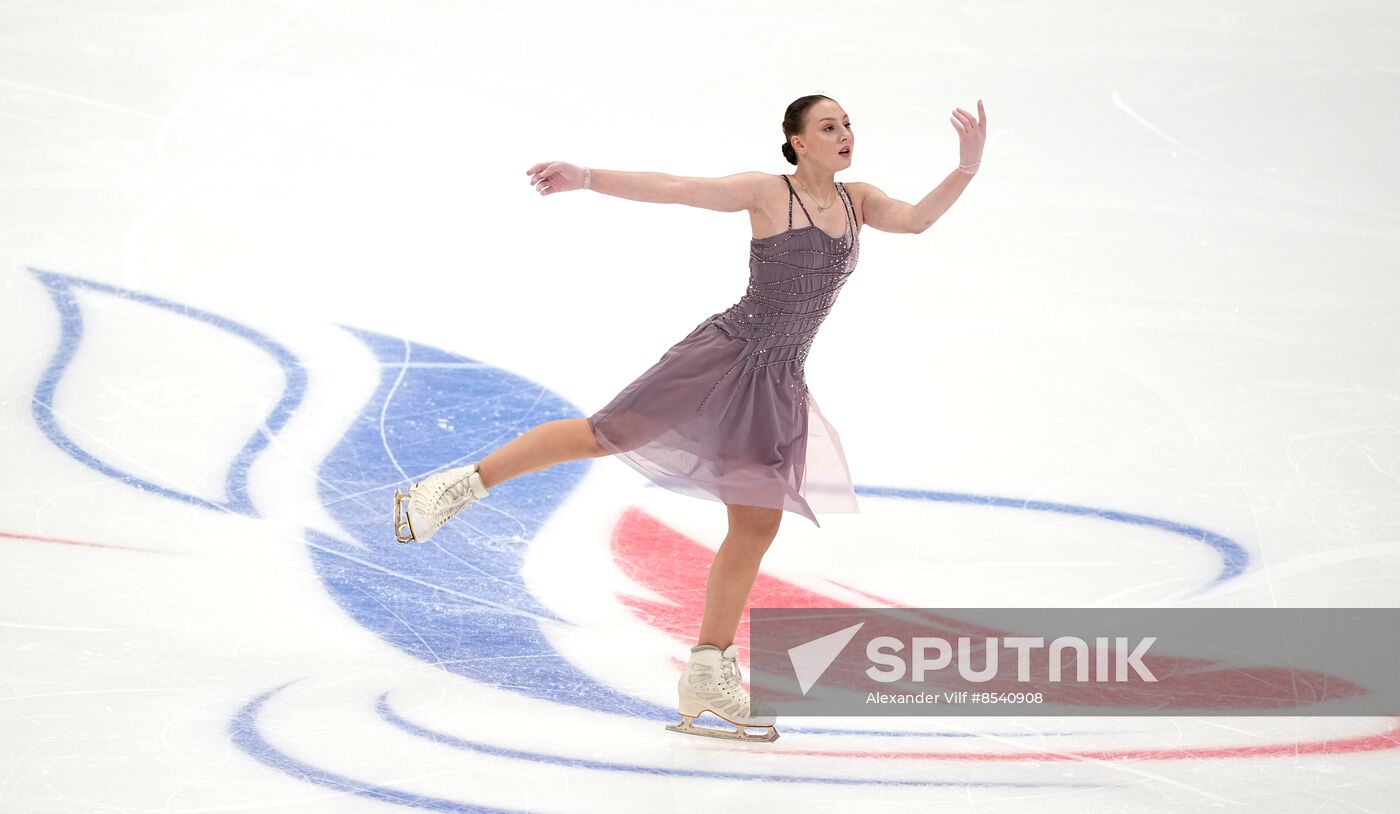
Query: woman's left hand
[{"left": 950, "top": 99, "right": 986, "bottom": 170}]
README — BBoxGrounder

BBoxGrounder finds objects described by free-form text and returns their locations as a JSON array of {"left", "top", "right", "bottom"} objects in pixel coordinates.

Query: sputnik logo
[{"left": 789, "top": 622, "right": 865, "bottom": 695}]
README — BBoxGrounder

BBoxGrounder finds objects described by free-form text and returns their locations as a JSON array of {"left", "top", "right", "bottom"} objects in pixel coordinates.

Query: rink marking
[
  {"left": 28, "top": 268, "right": 306, "bottom": 517},
  {"left": 375, "top": 689, "right": 1103, "bottom": 789},
  {"left": 779, "top": 715, "right": 1400, "bottom": 761},
  {"left": 0, "top": 529, "right": 170, "bottom": 554},
  {"left": 851, "top": 485, "right": 1249, "bottom": 591},
  {"left": 231, "top": 681, "right": 1105, "bottom": 814}
]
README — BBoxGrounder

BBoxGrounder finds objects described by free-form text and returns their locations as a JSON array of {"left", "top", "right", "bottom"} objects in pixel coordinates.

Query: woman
[{"left": 393, "top": 94, "right": 986, "bottom": 742}]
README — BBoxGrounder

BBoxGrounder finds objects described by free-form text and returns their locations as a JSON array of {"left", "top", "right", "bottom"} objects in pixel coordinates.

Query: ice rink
[{"left": 3, "top": 1, "right": 1398, "bottom": 811}]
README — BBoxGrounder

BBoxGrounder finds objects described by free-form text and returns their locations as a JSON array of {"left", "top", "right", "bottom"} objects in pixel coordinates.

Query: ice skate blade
[
  {"left": 393, "top": 487, "right": 418, "bottom": 544},
  {"left": 665, "top": 714, "right": 779, "bottom": 743}
]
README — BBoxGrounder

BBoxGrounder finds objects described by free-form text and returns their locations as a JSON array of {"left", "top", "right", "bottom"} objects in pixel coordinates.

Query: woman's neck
[
  {"left": 791, "top": 168, "right": 837, "bottom": 204},
  {"left": 792, "top": 167, "right": 835, "bottom": 189}
]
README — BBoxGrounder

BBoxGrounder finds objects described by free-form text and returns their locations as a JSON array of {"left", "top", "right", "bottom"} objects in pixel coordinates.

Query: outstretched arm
[
  {"left": 858, "top": 169, "right": 975, "bottom": 235},
  {"left": 525, "top": 163, "right": 765, "bottom": 212},
  {"left": 856, "top": 99, "right": 987, "bottom": 235}
]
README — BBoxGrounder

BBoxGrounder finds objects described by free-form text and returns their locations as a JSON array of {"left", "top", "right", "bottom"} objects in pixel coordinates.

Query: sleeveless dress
[{"left": 587, "top": 174, "right": 861, "bottom": 527}]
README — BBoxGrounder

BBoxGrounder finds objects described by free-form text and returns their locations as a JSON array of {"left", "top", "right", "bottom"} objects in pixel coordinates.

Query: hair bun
[{"left": 780, "top": 95, "right": 832, "bottom": 166}]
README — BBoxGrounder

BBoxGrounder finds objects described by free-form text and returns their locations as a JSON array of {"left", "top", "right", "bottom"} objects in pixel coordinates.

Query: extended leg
[
  {"left": 475, "top": 418, "right": 609, "bottom": 490},
  {"left": 394, "top": 418, "right": 608, "bottom": 544}
]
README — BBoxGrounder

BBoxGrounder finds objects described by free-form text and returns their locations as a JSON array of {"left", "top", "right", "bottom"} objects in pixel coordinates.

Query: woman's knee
[
  {"left": 726, "top": 503, "right": 783, "bottom": 542},
  {"left": 577, "top": 418, "right": 611, "bottom": 457}
]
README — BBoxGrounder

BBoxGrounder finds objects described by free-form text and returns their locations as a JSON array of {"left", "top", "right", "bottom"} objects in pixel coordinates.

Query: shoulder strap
[
  {"left": 782, "top": 175, "right": 815, "bottom": 228},
  {"left": 838, "top": 182, "right": 855, "bottom": 231}
]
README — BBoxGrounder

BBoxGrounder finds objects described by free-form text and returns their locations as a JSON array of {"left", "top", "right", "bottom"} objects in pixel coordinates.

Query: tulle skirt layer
[{"left": 587, "top": 319, "right": 860, "bottom": 527}]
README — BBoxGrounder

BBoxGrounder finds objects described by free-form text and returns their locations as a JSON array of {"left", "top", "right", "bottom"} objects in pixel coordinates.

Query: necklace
[{"left": 791, "top": 174, "right": 837, "bottom": 212}]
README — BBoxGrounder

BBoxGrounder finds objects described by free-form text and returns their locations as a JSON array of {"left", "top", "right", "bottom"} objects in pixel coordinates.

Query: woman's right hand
[{"left": 525, "top": 162, "right": 584, "bottom": 196}]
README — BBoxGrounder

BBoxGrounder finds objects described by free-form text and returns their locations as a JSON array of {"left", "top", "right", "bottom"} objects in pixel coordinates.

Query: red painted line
[
  {"left": 610, "top": 508, "right": 1357, "bottom": 708},
  {"left": 783, "top": 716, "right": 1400, "bottom": 761},
  {"left": 0, "top": 530, "right": 167, "bottom": 553},
  {"left": 610, "top": 507, "right": 845, "bottom": 651},
  {"left": 615, "top": 507, "right": 1400, "bottom": 759}
]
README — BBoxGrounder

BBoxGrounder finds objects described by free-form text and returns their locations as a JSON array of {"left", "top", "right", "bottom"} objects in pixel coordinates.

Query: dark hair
[{"left": 781, "top": 94, "right": 834, "bottom": 166}]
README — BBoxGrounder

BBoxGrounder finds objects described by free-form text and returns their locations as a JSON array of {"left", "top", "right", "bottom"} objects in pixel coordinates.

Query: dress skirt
[{"left": 587, "top": 317, "right": 860, "bottom": 528}]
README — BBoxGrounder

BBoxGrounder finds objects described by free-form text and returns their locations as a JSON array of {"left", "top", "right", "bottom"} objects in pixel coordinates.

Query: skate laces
[
  {"left": 443, "top": 474, "right": 471, "bottom": 508},
  {"left": 434, "top": 472, "right": 476, "bottom": 521},
  {"left": 719, "top": 655, "right": 745, "bottom": 697},
  {"left": 721, "top": 656, "right": 742, "bottom": 684},
  {"left": 722, "top": 652, "right": 775, "bottom": 717}
]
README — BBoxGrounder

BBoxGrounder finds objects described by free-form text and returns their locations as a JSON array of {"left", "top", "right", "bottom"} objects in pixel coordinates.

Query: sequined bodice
[{"left": 706, "top": 176, "right": 859, "bottom": 384}]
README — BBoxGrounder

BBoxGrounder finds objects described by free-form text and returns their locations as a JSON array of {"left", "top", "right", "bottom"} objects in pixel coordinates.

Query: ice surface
[{"left": 2, "top": 2, "right": 1398, "bottom": 812}]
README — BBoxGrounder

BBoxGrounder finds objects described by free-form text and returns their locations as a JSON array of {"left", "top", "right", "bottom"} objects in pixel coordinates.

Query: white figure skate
[
  {"left": 393, "top": 462, "right": 491, "bottom": 544},
  {"left": 666, "top": 643, "right": 779, "bottom": 742}
]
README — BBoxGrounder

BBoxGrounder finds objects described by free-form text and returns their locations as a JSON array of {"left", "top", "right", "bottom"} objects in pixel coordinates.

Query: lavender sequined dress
[{"left": 587, "top": 175, "right": 861, "bottom": 527}]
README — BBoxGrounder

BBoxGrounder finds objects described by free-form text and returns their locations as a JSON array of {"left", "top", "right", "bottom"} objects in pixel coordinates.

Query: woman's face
[{"left": 795, "top": 100, "right": 853, "bottom": 170}]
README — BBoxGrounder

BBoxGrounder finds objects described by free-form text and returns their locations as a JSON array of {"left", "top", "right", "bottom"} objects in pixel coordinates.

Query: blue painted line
[
  {"left": 855, "top": 485, "right": 1249, "bottom": 591},
  {"left": 28, "top": 268, "right": 306, "bottom": 516},
  {"left": 374, "top": 690, "right": 1102, "bottom": 788},
  {"left": 231, "top": 680, "right": 1106, "bottom": 798},
  {"left": 230, "top": 681, "right": 529, "bottom": 813}
]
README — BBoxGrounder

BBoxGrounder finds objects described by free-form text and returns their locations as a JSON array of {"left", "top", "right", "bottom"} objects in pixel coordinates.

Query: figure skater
[{"left": 393, "top": 94, "right": 986, "bottom": 742}]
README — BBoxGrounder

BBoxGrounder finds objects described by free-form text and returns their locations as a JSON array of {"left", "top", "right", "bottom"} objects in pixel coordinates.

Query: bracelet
[
  {"left": 584, "top": 167, "right": 591, "bottom": 190},
  {"left": 958, "top": 161, "right": 980, "bottom": 175}
]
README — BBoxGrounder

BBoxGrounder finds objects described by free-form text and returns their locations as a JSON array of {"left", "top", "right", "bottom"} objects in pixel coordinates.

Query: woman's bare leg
[
  {"left": 697, "top": 504, "right": 783, "bottom": 650},
  {"left": 475, "top": 418, "right": 608, "bottom": 490}
]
